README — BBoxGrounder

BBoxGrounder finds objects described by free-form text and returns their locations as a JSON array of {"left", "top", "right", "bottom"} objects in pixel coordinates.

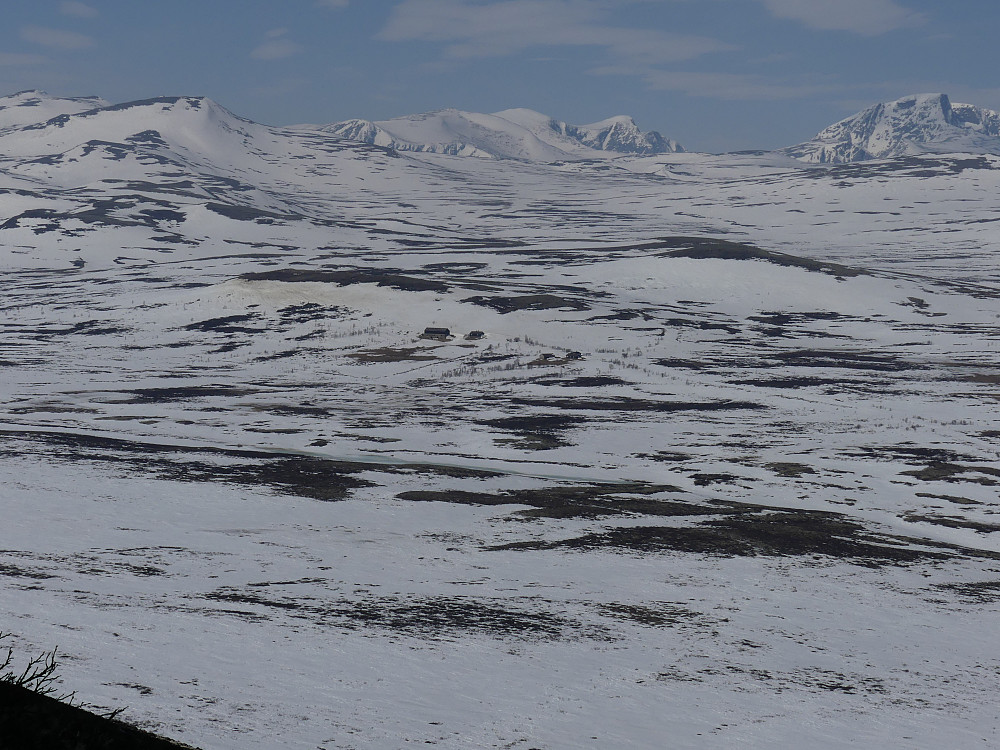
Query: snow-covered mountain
[
  {"left": 0, "top": 89, "right": 108, "bottom": 132},
  {"left": 5, "top": 94, "right": 263, "bottom": 159},
  {"left": 320, "top": 107, "right": 682, "bottom": 160},
  {"left": 785, "top": 93, "right": 1000, "bottom": 163}
]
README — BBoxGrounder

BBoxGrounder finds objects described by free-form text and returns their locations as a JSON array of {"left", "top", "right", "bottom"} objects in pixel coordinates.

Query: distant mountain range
[
  {"left": 784, "top": 93, "right": 1000, "bottom": 163},
  {"left": 3, "top": 89, "right": 1000, "bottom": 165},
  {"left": 323, "top": 95, "right": 1000, "bottom": 164},
  {"left": 320, "top": 108, "right": 683, "bottom": 160}
]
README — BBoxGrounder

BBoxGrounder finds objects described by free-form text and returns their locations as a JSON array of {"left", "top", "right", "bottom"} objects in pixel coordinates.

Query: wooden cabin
[{"left": 421, "top": 327, "right": 452, "bottom": 341}]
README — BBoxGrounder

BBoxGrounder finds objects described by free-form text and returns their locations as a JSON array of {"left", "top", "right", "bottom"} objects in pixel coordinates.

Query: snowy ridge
[
  {"left": 319, "top": 107, "right": 682, "bottom": 160},
  {"left": 6, "top": 95, "right": 264, "bottom": 160},
  {"left": 785, "top": 93, "right": 1000, "bottom": 163},
  {"left": 0, "top": 89, "right": 108, "bottom": 132},
  {"left": 0, "top": 93, "right": 350, "bottom": 203}
]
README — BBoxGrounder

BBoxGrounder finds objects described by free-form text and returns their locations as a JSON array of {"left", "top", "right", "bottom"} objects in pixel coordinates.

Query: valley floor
[{"left": 2, "top": 126, "right": 999, "bottom": 748}]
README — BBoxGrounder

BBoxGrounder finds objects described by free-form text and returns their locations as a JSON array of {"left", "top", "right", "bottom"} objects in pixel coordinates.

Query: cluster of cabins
[{"left": 420, "top": 327, "right": 483, "bottom": 341}]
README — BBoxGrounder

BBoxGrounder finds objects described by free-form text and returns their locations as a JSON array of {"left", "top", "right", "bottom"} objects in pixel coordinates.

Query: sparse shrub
[{"left": 0, "top": 632, "right": 73, "bottom": 702}]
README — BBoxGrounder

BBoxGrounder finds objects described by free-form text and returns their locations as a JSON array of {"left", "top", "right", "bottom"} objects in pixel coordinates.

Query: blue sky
[{"left": 1, "top": 0, "right": 998, "bottom": 151}]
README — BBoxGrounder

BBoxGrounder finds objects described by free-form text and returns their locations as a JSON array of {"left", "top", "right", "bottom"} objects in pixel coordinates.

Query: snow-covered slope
[
  {"left": 785, "top": 93, "right": 1000, "bottom": 163},
  {"left": 3, "top": 95, "right": 267, "bottom": 164},
  {"left": 320, "top": 107, "right": 682, "bottom": 160},
  {"left": 0, "top": 89, "right": 108, "bottom": 132}
]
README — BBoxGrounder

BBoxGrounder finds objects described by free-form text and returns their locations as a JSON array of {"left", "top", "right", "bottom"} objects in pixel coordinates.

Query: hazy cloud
[
  {"left": 251, "top": 28, "right": 303, "bottom": 60},
  {"left": 594, "top": 65, "right": 843, "bottom": 100},
  {"left": 0, "top": 52, "right": 49, "bottom": 66},
  {"left": 380, "top": 0, "right": 732, "bottom": 65},
  {"left": 317, "top": 0, "right": 350, "bottom": 7},
  {"left": 20, "top": 26, "right": 95, "bottom": 50},
  {"left": 59, "top": 1, "right": 99, "bottom": 18},
  {"left": 760, "top": 0, "right": 925, "bottom": 35}
]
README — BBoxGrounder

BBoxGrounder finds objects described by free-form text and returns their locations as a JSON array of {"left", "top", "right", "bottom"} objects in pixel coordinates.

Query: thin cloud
[
  {"left": 317, "top": 0, "right": 350, "bottom": 6},
  {"left": 750, "top": 52, "right": 795, "bottom": 64},
  {"left": 593, "top": 66, "right": 844, "bottom": 100},
  {"left": 251, "top": 29, "right": 303, "bottom": 60},
  {"left": 20, "top": 26, "right": 95, "bottom": 50},
  {"left": 59, "top": 1, "right": 99, "bottom": 18},
  {"left": 760, "top": 0, "right": 925, "bottom": 35},
  {"left": 252, "top": 78, "right": 309, "bottom": 98},
  {"left": 379, "top": 0, "right": 732, "bottom": 65},
  {"left": 0, "top": 52, "right": 49, "bottom": 66}
]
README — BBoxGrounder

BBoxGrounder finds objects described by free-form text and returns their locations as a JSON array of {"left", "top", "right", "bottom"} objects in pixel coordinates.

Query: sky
[{"left": 1, "top": 0, "right": 998, "bottom": 152}]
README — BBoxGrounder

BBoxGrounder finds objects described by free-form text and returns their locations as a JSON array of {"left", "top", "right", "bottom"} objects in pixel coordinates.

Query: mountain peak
[
  {"left": 581, "top": 114, "right": 638, "bottom": 130},
  {"left": 785, "top": 92, "right": 1000, "bottom": 163},
  {"left": 492, "top": 107, "right": 548, "bottom": 119}
]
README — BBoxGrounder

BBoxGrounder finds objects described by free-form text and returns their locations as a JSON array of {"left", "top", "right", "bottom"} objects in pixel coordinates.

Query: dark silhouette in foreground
[{"left": 0, "top": 681, "right": 199, "bottom": 750}]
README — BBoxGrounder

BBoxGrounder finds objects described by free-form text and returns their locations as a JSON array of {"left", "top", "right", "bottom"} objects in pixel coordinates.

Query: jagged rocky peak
[
  {"left": 784, "top": 93, "right": 1000, "bottom": 163},
  {"left": 325, "top": 118, "right": 382, "bottom": 144},
  {"left": 951, "top": 100, "right": 1000, "bottom": 132},
  {"left": 577, "top": 114, "right": 683, "bottom": 155},
  {"left": 320, "top": 107, "right": 682, "bottom": 160}
]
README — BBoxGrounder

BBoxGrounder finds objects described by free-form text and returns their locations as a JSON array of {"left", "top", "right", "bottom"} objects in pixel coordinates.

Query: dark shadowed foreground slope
[{"left": 0, "top": 683, "right": 199, "bottom": 750}]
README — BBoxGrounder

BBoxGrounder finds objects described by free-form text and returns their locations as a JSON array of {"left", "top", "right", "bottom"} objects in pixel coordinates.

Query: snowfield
[{"left": 1, "top": 91, "right": 999, "bottom": 749}]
